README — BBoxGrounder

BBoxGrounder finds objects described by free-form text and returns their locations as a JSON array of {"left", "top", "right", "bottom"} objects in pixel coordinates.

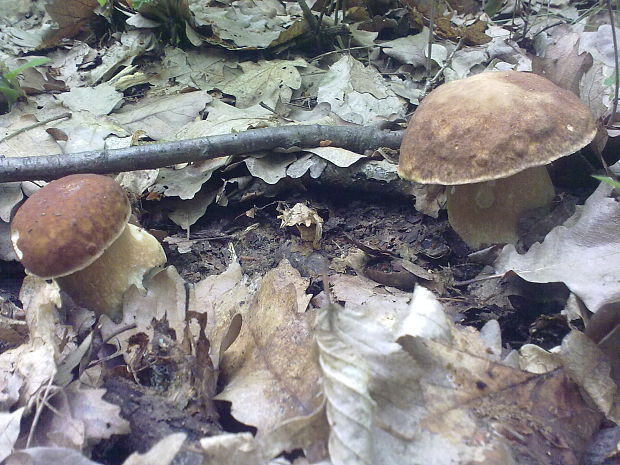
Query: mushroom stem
[
  {"left": 446, "top": 166, "right": 555, "bottom": 248},
  {"left": 56, "top": 223, "right": 166, "bottom": 319}
]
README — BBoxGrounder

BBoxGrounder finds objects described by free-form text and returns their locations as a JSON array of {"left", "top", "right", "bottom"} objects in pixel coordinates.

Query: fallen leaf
[
  {"left": 199, "top": 432, "right": 264, "bottom": 465},
  {"left": 122, "top": 433, "right": 186, "bottom": 465},
  {"left": 494, "top": 182, "right": 620, "bottom": 313},
  {"left": 189, "top": 260, "right": 252, "bottom": 368},
  {"left": 30, "top": 382, "right": 129, "bottom": 449},
  {"left": 317, "top": 55, "right": 407, "bottom": 125},
  {"left": 57, "top": 83, "right": 123, "bottom": 116},
  {"left": 244, "top": 152, "right": 298, "bottom": 185},
  {"left": 4, "top": 447, "right": 102, "bottom": 465},
  {"left": 99, "top": 267, "right": 187, "bottom": 363},
  {"left": 278, "top": 203, "right": 323, "bottom": 248},
  {"left": 0, "top": 408, "right": 23, "bottom": 462},
  {"left": 216, "top": 260, "right": 321, "bottom": 448},
  {"left": 111, "top": 90, "right": 213, "bottom": 140},
  {"left": 315, "top": 285, "right": 601, "bottom": 464},
  {"left": 220, "top": 59, "right": 306, "bottom": 108}
]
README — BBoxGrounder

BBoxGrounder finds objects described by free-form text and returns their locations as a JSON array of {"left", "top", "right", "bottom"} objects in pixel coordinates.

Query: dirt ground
[{"left": 156, "top": 180, "right": 575, "bottom": 351}]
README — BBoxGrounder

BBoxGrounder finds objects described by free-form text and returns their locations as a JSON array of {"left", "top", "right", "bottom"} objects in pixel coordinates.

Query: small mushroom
[
  {"left": 11, "top": 174, "right": 166, "bottom": 319},
  {"left": 398, "top": 71, "right": 597, "bottom": 248}
]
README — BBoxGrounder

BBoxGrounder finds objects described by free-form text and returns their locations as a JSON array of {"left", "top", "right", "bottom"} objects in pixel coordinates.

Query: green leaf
[
  {"left": 604, "top": 73, "right": 618, "bottom": 87},
  {"left": 3, "top": 57, "right": 51, "bottom": 81},
  {"left": 593, "top": 175, "right": 620, "bottom": 191},
  {"left": 484, "top": 0, "right": 504, "bottom": 17}
]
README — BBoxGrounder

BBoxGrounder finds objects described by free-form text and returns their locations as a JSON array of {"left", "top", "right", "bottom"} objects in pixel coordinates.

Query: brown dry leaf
[
  {"left": 215, "top": 260, "right": 322, "bottom": 449},
  {"left": 4, "top": 447, "right": 101, "bottom": 465},
  {"left": 532, "top": 24, "right": 593, "bottom": 95},
  {"left": 122, "top": 432, "right": 186, "bottom": 465},
  {"left": 189, "top": 260, "right": 252, "bottom": 368},
  {"left": 0, "top": 277, "right": 61, "bottom": 408},
  {"left": 99, "top": 266, "right": 187, "bottom": 362},
  {"left": 316, "top": 285, "right": 601, "bottom": 464},
  {"left": 30, "top": 381, "right": 129, "bottom": 449},
  {"left": 43, "top": 0, "right": 100, "bottom": 48},
  {"left": 278, "top": 203, "right": 324, "bottom": 249},
  {"left": 494, "top": 182, "right": 620, "bottom": 313},
  {"left": 403, "top": 0, "right": 491, "bottom": 45}
]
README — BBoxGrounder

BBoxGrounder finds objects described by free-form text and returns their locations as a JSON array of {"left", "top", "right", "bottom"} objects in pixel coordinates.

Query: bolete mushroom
[
  {"left": 398, "top": 70, "right": 597, "bottom": 248},
  {"left": 11, "top": 174, "right": 166, "bottom": 319}
]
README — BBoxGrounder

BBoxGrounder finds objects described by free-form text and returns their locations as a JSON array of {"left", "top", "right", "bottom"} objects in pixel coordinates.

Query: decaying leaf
[
  {"left": 215, "top": 260, "right": 322, "bottom": 450},
  {"left": 316, "top": 285, "right": 601, "bottom": 464},
  {"left": 99, "top": 266, "right": 187, "bottom": 363},
  {"left": 30, "top": 382, "right": 129, "bottom": 449},
  {"left": 122, "top": 432, "right": 186, "bottom": 465},
  {"left": 317, "top": 55, "right": 407, "bottom": 125},
  {"left": 0, "top": 408, "right": 23, "bottom": 462},
  {"left": 219, "top": 59, "right": 306, "bottom": 108},
  {"left": 494, "top": 182, "right": 620, "bottom": 313},
  {"left": 4, "top": 447, "right": 102, "bottom": 465},
  {"left": 278, "top": 203, "right": 323, "bottom": 249}
]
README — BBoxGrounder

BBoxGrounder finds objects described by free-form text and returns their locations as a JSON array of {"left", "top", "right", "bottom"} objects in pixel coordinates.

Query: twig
[
  {"left": 426, "top": 0, "right": 436, "bottom": 76},
  {"left": 0, "top": 124, "right": 403, "bottom": 182},
  {"left": 0, "top": 112, "right": 71, "bottom": 144},
  {"left": 453, "top": 273, "right": 504, "bottom": 287},
  {"left": 606, "top": 0, "right": 619, "bottom": 126},
  {"left": 311, "top": 45, "right": 375, "bottom": 61},
  {"left": 423, "top": 37, "right": 465, "bottom": 95},
  {"left": 296, "top": 0, "right": 319, "bottom": 31}
]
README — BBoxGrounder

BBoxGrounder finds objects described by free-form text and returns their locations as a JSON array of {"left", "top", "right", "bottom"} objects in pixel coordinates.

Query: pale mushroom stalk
[
  {"left": 446, "top": 166, "right": 555, "bottom": 247},
  {"left": 398, "top": 71, "right": 597, "bottom": 248}
]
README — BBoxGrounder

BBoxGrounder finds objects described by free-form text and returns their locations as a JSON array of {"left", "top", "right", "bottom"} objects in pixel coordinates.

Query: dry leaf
[
  {"left": 4, "top": 447, "right": 102, "bottom": 465},
  {"left": 216, "top": 261, "right": 321, "bottom": 447},
  {"left": 30, "top": 382, "right": 129, "bottom": 449},
  {"left": 316, "top": 285, "right": 601, "bottom": 464},
  {"left": 494, "top": 182, "right": 620, "bottom": 313},
  {"left": 99, "top": 266, "right": 187, "bottom": 364},
  {"left": 0, "top": 408, "right": 24, "bottom": 462},
  {"left": 189, "top": 260, "right": 252, "bottom": 368},
  {"left": 122, "top": 433, "right": 186, "bottom": 465},
  {"left": 278, "top": 203, "right": 323, "bottom": 249}
]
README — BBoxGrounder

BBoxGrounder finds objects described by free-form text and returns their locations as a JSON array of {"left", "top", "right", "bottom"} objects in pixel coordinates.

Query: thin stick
[
  {"left": 0, "top": 112, "right": 71, "bottom": 143},
  {"left": 606, "top": 0, "right": 619, "bottom": 126},
  {"left": 0, "top": 124, "right": 403, "bottom": 182},
  {"left": 426, "top": 0, "right": 436, "bottom": 76},
  {"left": 424, "top": 37, "right": 464, "bottom": 95}
]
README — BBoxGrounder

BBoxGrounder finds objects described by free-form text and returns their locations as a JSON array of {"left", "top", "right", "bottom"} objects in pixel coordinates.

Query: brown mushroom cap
[
  {"left": 398, "top": 71, "right": 597, "bottom": 185},
  {"left": 11, "top": 174, "right": 130, "bottom": 279}
]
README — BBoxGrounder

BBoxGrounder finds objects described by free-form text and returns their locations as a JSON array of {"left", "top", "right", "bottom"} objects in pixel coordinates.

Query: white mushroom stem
[
  {"left": 446, "top": 166, "right": 556, "bottom": 248},
  {"left": 56, "top": 224, "right": 166, "bottom": 319}
]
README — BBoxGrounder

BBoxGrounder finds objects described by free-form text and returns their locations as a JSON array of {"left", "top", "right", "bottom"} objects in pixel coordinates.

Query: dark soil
[{"left": 156, "top": 183, "right": 572, "bottom": 350}]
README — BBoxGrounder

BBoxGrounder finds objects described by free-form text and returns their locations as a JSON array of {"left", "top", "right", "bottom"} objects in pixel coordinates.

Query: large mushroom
[
  {"left": 398, "top": 70, "right": 597, "bottom": 248},
  {"left": 11, "top": 174, "right": 166, "bottom": 319}
]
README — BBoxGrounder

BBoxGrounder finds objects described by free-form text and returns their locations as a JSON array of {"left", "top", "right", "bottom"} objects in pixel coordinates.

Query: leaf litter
[{"left": 1, "top": 0, "right": 620, "bottom": 463}]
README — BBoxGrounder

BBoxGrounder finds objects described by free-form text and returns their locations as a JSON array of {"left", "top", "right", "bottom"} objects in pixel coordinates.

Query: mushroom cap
[
  {"left": 398, "top": 71, "right": 597, "bottom": 185},
  {"left": 11, "top": 174, "right": 131, "bottom": 279}
]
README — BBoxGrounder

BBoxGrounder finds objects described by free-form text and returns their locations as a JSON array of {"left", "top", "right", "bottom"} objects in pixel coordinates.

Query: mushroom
[
  {"left": 11, "top": 174, "right": 166, "bottom": 319},
  {"left": 398, "top": 70, "right": 597, "bottom": 248}
]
